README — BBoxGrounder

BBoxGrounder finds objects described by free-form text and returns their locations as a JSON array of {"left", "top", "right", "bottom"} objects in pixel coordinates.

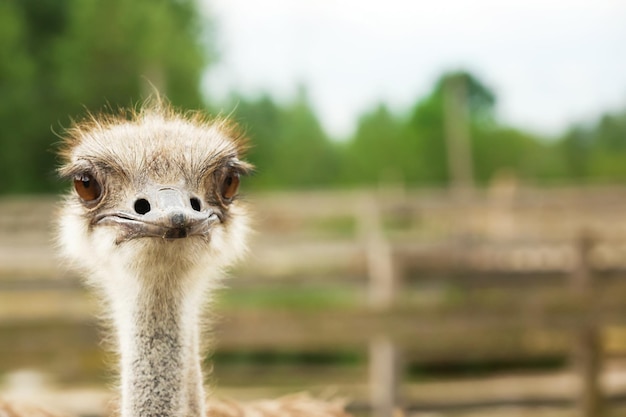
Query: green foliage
[
  {"left": 562, "top": 111, "right": 626, "bottom": 182},
  {"left": 338, "top": 69, "right": 603, "bottom": 187},
  {"left": 0, "top": 1, "right": 38, "bottom": 192},
  {"left": 340, "top": 104, "right": 412, "bottom": 185},
  {"left": 53, "top": 0, "right": 206, "bottom": 111},
  {"left": 473, "top": 127, "right": 566, "bottom": 182},
  {"left": 225, "top": 90, "right": 340, "bottom": 189},
  {"left": 342, "top": 70, "right": 550, "bottom": 187},
  {"left": 407, "top": 88, "right": 449, "bottom": 185},
  {"left": 0, "top": 0, "right": 209, "bottom": 193},
  {"left": 0, "top": 0, "right": 624, "bottom": 195}
]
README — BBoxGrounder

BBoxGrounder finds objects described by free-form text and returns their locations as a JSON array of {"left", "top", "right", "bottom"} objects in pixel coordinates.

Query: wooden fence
[{"left": 4, "top": 188, "right": 626, "bottom": 416}]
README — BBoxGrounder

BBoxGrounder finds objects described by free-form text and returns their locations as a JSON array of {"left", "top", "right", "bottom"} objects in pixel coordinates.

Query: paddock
[{"left": 2, "top": 187, "right": 626, "bottom": 417}]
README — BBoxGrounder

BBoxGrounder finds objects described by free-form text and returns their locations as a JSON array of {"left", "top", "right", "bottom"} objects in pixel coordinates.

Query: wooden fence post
[
  {"left": 572, "top": 232, "right": 603, "bottom": 417},
  {"left": 443, "top": 74, "right": 474, "bottom": 196},
  {"left": 358, "top": 194, "right": 401, "bottom": 417},
  {"left": 369, "top": 336, "right": 399, "bottom": 417}
]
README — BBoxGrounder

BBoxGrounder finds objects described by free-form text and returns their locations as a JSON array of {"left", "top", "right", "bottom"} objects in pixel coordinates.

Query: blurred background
[{"left": 1, "top": 0, "right": 626, "bottom": 416}]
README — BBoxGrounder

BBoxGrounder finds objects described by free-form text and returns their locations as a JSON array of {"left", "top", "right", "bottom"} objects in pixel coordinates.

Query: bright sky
[{"left": 201, "top": 0, "right": 626, "bottom": 139}]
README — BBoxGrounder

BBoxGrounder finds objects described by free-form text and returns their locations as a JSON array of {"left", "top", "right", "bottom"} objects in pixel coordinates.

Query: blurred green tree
[
  {"left": 473, "top": 127, "right": 565, "bottom": 183},
  {"left": 0, "top": 0, "right": 57, "bottom": 192},
  {"left": 0, "top": 0, "right": 210, "bottom": 193},
  {"left": 340, "top": 104, "right": 414, "bottom": 185},
  {"left": 410, "top": 71, "right": 570, "bottom": 186},
  {"left": 226, "top": 90, "right": 339, "bottom": 189},
  {"left": 559, "top": 126, "right": 592, "bottom": 180},
  {"left": 560, "top": 110, "right": 626, "bottom": 182},
  {"left": 53, "top": 0, "right": 207, "bottom": 111},
  {"left": 2, "top": 2, "right": 622, "bottom": 197},
  {"left": 409, "top": 71, "right": 498, "bottom": 186},
  {"left": 344, "top": 70, "right": 569, "bottom": 187}
]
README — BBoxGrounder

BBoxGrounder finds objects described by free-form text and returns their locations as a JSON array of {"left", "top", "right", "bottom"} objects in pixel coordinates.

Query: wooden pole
[
  {"left": 369, "top": 336, "right": 399, "bottom": 417},
  {"left": 360, "top": 196, "right": 396, "bottom": 310},
  {"left": 571, "top": 232, "right": 603, "bottom": 417},
  {"left": 443, "top": 74, "right": 474, "bottom": 196},
  {"left": 358, "top": 194, "right": 400, "bottom": 417}
]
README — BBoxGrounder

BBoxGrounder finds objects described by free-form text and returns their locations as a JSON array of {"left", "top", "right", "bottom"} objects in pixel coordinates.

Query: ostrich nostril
[
  {"left": 134, "top": 198, "right": 151, "bottom": 215},
  {"left": 190, "top": 197, "right": 201, "bottom": 212}
]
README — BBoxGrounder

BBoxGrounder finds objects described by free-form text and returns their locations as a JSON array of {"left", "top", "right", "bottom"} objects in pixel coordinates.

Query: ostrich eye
[
  {"left": 73, "top": 173, "right": 102, "bottom": 203},
  {"left": 221, "top": 171, "right": 240, "bottom": 201}
]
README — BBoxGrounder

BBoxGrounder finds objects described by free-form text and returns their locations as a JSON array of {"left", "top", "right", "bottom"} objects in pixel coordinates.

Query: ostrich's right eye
[
  {"left": 73, "top": 173, "right": 102, "bottom": 203},
  {"left": 221, "top": 171, "right": 240, "bottom": 201}
]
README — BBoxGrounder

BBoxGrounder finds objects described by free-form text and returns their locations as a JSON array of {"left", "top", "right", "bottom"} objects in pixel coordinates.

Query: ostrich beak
[{"left": 94, "top": 187, "right": 219, "bottom": 242}]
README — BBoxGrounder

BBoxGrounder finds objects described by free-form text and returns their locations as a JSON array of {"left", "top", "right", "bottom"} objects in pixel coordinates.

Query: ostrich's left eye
[
  {"left": 221, "top": 171, "right": 240, "bottom": 201},
  {"left": 73, "top": 173, "right": 102, "bottom": 203}
]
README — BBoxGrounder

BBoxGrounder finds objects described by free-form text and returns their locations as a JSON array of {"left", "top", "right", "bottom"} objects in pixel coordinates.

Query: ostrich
[{"left": 0, "top": 102, "right": 350, "bottom": 417}]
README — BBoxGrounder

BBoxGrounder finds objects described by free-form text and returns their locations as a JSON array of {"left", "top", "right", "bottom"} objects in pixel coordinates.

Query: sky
[{"left": 201, "top": 0, "right": 626, "bottom": 139}]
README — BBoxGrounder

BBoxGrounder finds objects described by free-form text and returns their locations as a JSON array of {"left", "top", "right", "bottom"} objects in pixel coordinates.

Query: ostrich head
[
  {"left": 58, "top": 103, "right": 252, "bottom": 285},
  {"left": 56, "top": 102, "right": 253, "bottom": 417}
]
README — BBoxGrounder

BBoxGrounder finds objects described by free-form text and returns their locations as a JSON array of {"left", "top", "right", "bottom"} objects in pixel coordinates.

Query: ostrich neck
[{"left": 111, "top": 269, "right": 206, "bottom": 417}]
